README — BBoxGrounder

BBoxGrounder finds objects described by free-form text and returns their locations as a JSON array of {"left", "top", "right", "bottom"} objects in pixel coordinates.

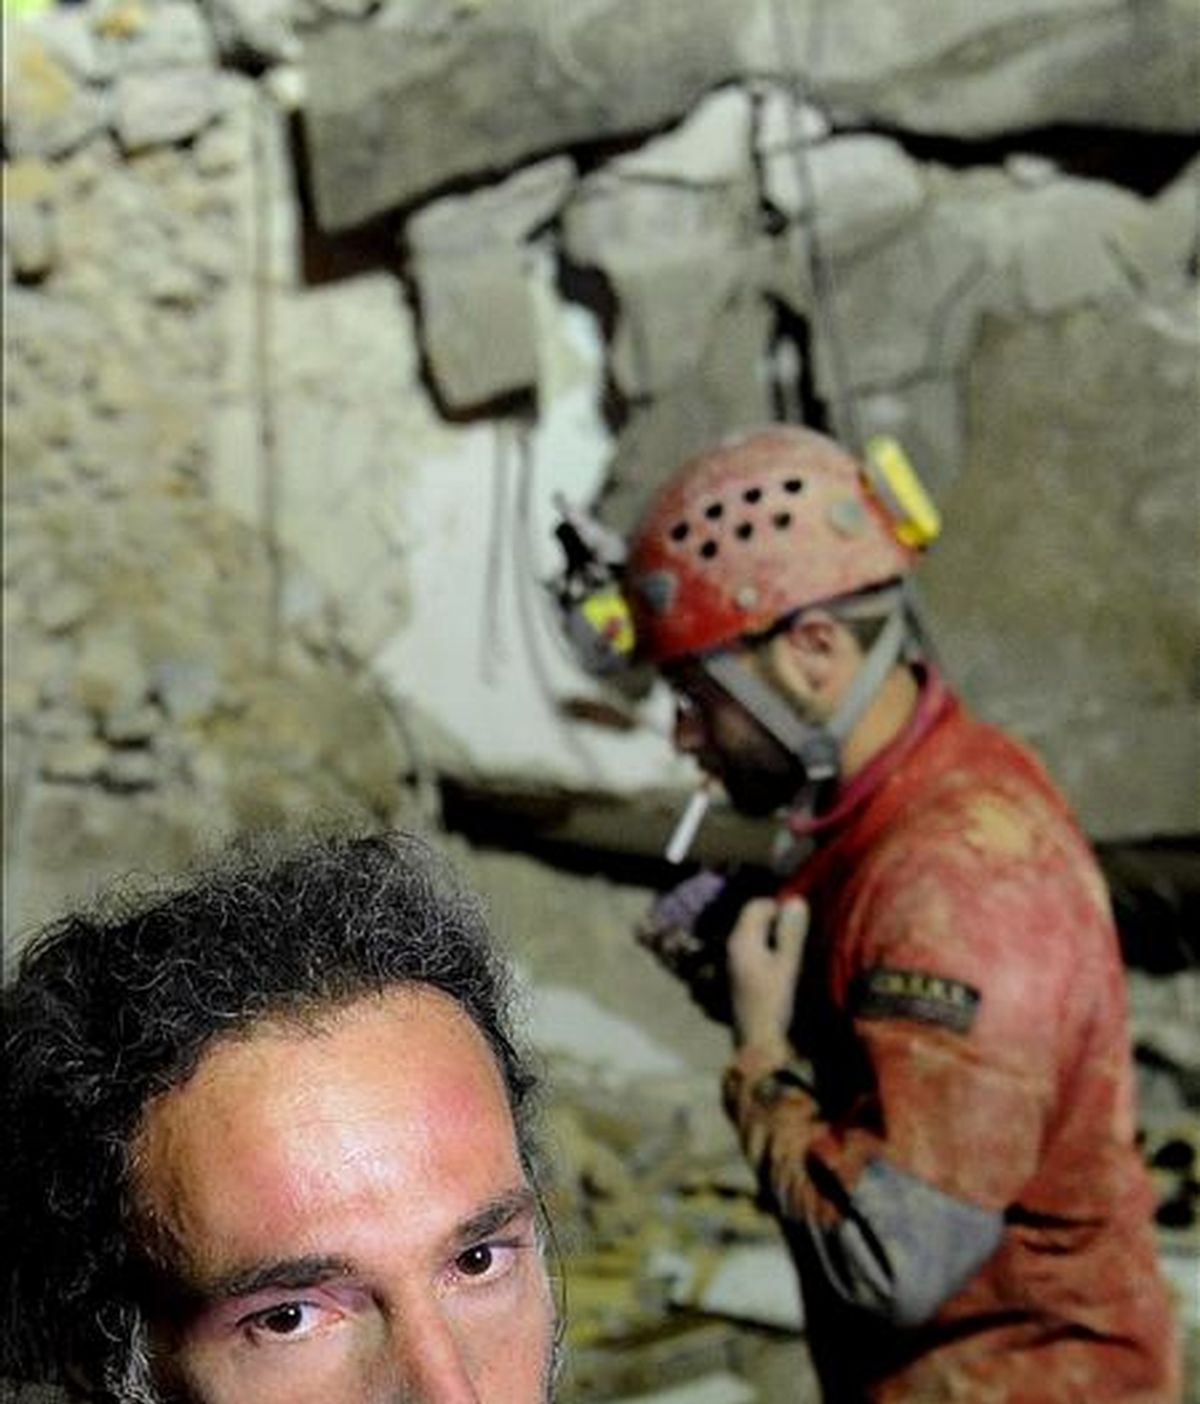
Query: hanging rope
[{"left": 769, "top": 0, "right": 865, "bottom": 454}]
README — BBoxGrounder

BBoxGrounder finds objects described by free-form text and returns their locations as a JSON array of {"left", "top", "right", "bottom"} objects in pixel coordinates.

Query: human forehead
[{"left": 132, "top": 987, "right": 524, "bottom": 1273}]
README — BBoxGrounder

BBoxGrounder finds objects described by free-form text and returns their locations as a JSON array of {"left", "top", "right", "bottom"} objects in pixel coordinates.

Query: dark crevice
[
  {"left": 766, "top": 297, "right": 830, "bottom": 434},
  {"left": 555, "top": 252, "right": 633, "bottom": 438},
  {"left": 288, "top": 112, "right": 406, "bottom": 287},
  {"left": 1098, "top": 835, "right": 1200, "bottom": 973},
  {"left": 850, "top": 122, "right": 1200, "bottom": 199}
]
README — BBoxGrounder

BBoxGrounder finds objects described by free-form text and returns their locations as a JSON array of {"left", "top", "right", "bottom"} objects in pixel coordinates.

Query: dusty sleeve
[{"left": 720, "top": 820, "right": 1086, "bottom": 1325}]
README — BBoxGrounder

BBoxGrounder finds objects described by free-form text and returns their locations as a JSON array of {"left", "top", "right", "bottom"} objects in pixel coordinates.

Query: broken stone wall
[{"left": 3, "top": 2, "right": 1199, "bottom": 1399}]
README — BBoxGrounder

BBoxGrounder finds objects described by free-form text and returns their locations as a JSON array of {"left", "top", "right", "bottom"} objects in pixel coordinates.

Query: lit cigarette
[{"left": 665, "top": 782, "right": 714, "bottom": 864}]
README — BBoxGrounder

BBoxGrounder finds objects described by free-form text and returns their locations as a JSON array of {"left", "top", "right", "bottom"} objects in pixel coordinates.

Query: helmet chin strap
[{"left": 700, "top": 586, "right": 912, "bottom": 792}]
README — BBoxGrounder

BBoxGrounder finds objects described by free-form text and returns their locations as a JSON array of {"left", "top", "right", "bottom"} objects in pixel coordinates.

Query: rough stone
[
  {"left": 415, "top": 249, "right": 540, "bottom": 410},
  {"left": 41, "top": 737, "right": 109, "bottom": 784},
  {"left": 302, "top": 0, "right": 761, "bottom": 229},
  {"left": 922, "top": 298, "right": 1200, "bottom": 839},
  {"left": 408, "top": 159, "right": 576, "bottom": 409},
  {"left": 202, "top": 0, "right": 303, "bottom": 66},
  {"left": 102, "top": 704, "right": 162, "bottom": 745},
  {"left": 33, "top": 581, "right": 92, "bottom": 635},
  {"left": 3, "top": 29, "right": 112, "bottom": 159},
  {"left": 608, "top": 86, "right": 753, "bottom": 185},
  {"left": 601, "top": 285, "right": 776, "bottom": 534},
  {"left": 764, "top": 134, "right": 928, "bottom": 256},
  {"left": 74, "top": 629, "right": 149, "bottom": 720},
  {"left": 755, "top": 87, "right": 832, "bottom": 151},
  {"left": 745, "top": 0, "right": 1200, "bottom": 136},
  {"left": 262, "top": 63, "right": 307, "bottom": 112},
  {"left": 796, "top": 206, "right": 987, "bottom": 394},
  {"left": 4, "top": 200, "right": 58, "bottom": 283},
  {"left": 101, "top": 1, "right": 217, "bottom": 72},
  {"left": 24, "top": 6, "right": 115, "bottom": 83},
  {"left": 407, "top": 157, "right": 576, "bottom": 257},
  {"left": 530, "top": 984, "right": 688, "bottom": 1077},
  {"left": 563, "top": 176, "right": 759, "bottom": 398},
  {"left": 151, "top": 656, "right": 222, "bottom": 723},
  {"left": 1009, "top": 181, "right": 1161, "bottom": 315},
  {"left": 114, "top": 68, "right": 222, "bottom": 151},
  {"left": 668, "top": 1241, "right": 804, "bottom": 1331},
  {"left": 103, "top": 749, "right": 161, "bottom": 791},
  {"left": 565, "top": 174, "right": 753, "bottom": 272}
]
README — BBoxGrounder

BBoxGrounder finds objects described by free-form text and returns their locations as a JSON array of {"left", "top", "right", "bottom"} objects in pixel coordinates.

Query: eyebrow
[{"left": 195, "top": 1186, "right": 540, "bottom": 1304}]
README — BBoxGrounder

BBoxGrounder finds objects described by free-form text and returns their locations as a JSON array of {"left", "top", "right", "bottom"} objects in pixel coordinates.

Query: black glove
[{"left": 636, "top": 865, "right": 780, "bottom": 1025}]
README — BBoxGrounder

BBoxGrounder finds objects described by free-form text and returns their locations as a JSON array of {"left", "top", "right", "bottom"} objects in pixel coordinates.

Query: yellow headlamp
[{"left": 863, "top": 435, "right": 942, "bottom": 549}]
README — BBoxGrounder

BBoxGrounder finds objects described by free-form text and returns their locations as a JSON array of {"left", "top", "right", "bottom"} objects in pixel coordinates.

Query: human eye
[
  {"left": 240, "top": 1298, "right": 338, "bottom": 1343},
  {"left": 449, "top": 1237, "right": 527, "bottom": 1288}
]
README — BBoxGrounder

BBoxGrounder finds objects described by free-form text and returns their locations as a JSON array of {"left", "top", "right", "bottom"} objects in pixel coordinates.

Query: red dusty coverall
[{"left": 722, "top": 670, "right": 1180, "bottom": 1402}]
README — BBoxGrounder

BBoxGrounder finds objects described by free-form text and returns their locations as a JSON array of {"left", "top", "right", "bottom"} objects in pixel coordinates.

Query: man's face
[
  {"left": 667, "top": 654, "right": 809, "bottom": 817},
  {"left": 132, "top": 988, "right": 557, "bottom": 1404}
]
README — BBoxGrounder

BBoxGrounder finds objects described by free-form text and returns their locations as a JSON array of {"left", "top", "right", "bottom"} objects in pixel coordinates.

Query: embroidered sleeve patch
[{"left": 853, "top": 966, "right": 981, "bottom": 1034}]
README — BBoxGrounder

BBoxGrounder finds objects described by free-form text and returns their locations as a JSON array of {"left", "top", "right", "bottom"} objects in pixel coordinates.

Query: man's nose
[{"left": 386, "top": 1303, "right": 480, "bottom": 1403}]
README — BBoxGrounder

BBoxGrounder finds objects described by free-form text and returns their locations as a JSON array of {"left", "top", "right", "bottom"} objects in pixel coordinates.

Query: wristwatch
[{"left": 748, "top": 1058, "right": 818, "bottom": 1108}]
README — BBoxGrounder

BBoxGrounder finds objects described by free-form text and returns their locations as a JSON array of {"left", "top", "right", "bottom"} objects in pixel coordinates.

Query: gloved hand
[{"left": 636, "top": 866, "right": 780, "bottom": 1025}]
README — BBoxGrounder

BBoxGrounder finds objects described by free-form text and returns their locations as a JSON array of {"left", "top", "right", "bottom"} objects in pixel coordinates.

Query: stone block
[
  {"left": 805, "top": 211, "right": 987, "bottom": 392},
  {"left": 755, "top": 86, "right": 831, "bottom": 153},
  {"left": 608, "top": 86, "right": 754, "bottom": 185},
  {"left": 4, "top": 200, "right": 58, "bottom": 283},
  {"left": 101, "top": 0, "right": 217, "bottom": 72},
  {"left": 764, "top": 134, "right": 927, "bottom": 256},
  {"left": 414, "top": 249, "right": 540, "bottom": 410},
  {"left": 563, "top": 175, "right": 758, "bottom": 398},
  {"left": 564, "top": 175, "right": 752, "bottom": 270},
  {"left": 114, "top": 68, "right": 222, "bottom": 151},
  {"left": 22, "top": 6, "right": 114, "bottom": 83},
  {"left": 602, "top": 288, "right": 775, "bottom": 535},
  {"left": 921, "top": 298, "right": 1200, "bottom": 839},
  {"left": 74, "top": 629, "right": 148, "bottom": 720},
  {"left": 747, "top": 0, "right": 1200, "bottom": 136},
  {"left": 302, "top": 0, "right": 762, "bottom": 229},
  {"left": 407, "top": 157, "right": 575, "bottom": 257},
  {"left": 4, "top": 29, "right": 111, "bottom": 159},
  {"left": 103, "top": 749, "right": 160, "bottom": 791},
  {"left": 609, "top": 250, "right": 749, "bottom": 399},
  {"left": 33, "top": 582, "right": 92, "bottom": 636},
  {"left": 103, "top": 704, "right": 162, "bottom": 746},
  {"left": 1009, "top": 181, "right": 1154, "bottom": 315},
  {"left": 41, "top": 738, "right": 108, "bottom": 784}
]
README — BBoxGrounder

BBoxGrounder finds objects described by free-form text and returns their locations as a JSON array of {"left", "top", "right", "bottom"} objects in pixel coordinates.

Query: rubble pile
[{"left": 2, "top": 4, "right": 1197, "bottom": 1398}]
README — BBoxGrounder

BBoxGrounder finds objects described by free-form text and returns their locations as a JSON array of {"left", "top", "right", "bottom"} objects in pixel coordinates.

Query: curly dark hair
[{"left": 2, "top": 831, "right": 540, "bottom": 1400}]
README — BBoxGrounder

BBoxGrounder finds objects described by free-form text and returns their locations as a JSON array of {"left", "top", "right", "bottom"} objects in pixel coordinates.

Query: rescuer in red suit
[{"left": 620, "top": 426, "right": 1179, "bottom": 1402}]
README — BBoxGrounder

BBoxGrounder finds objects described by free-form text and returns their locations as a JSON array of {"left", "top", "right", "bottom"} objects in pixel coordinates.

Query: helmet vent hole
[
  {"left": 743, "top": 486, "right": 763, "bottom": 504},
  {"left": 669, "top": 521, "right": 690, "bottom": 542},
  {"left": 783, "top": 477, "right": 805, "bottom": 494},
  {"left": 704, "top": 501, "right": 724, "bottom": 520},
  {"left": 700, "top": 540, "right": 719, "bottom": 560},
  {"left": 773, "top": 511, "right": 793, "bottom": 530},
  {"left": 735, "top": 522, "right": 754, "bottom": 540}
]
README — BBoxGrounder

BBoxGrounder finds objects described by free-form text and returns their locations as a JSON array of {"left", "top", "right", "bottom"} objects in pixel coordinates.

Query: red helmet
[{"left": 625, "top": 426, "right": 918, "bottom": 665}]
